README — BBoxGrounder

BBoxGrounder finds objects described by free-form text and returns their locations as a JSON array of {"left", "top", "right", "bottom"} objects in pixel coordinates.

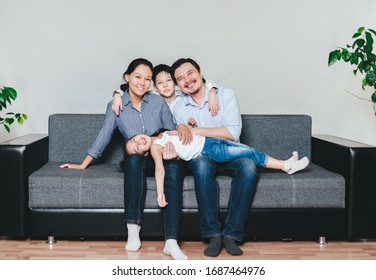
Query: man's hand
[{"left": 163, "top": 142, "right": 178, "bottom": 160}]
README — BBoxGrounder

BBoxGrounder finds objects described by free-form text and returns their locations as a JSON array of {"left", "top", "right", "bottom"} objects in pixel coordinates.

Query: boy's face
[
  {"left": 126, "top": 134, "right": 152, "bottom": 155},
  {"left": 153, "top": 71, "right": 175, "bottom": 99}
]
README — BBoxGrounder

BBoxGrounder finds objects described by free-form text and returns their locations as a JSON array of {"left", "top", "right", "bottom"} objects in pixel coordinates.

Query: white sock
[
  {"left": 283, "top": 157, "right": 309, "bottom": 175},
  {"left": 163, "top": 239, "right": 188, "bottom": 260},
  {"left": 126, "top": 224, "right": 141, "bottom": 251},
  {"left": 286, "top": 151, "right": 299, "bottom": 162}
]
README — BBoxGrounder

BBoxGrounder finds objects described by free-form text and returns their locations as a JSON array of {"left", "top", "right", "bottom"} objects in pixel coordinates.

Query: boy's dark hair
[
  {"left": 170, "top": 58, "right": 201, "bottom": 84},
  {"left": 152, "top": 64, "right": 173, "bottom": 84}
]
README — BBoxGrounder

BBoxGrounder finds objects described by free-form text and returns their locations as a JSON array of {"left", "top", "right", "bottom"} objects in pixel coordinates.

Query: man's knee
[
  {"left": 189, "top": 156, "right": 215, "bottom": 176},
  {"left": 236, "top": 158, "right": 258, "bottom": 178}
]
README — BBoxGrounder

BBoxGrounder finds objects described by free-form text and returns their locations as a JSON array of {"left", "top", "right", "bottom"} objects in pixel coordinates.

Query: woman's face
[
  {"left": 126, "top": 134, "right": 152, "bottom": 155},
  {"left": 125, "top": 64, "right": 152, "bottom": 97}
]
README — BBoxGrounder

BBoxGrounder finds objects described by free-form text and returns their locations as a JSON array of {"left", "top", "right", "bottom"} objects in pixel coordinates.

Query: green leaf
[
  {"left": 350, "top": 53, "right": 359, "bottom": 65},
  {"left": 372, "top": 92, "right": 376, "bottom": 103},
  {"left": 368, "top": 29, "right": 376, "bottom": 36},
  {"left": 341, "top": 49, "right": 351, "bottom": 61},
  {"left": 354, "top": 38, "right": 365, "bottom": 48},
  {"left": 22, "top": 114, "right": 28, "bottom": 120},
  {"left": 328, "top": 50, "right": 341, "bottom": 66},
  {"left": 352, "top": 32, "right": 362, "bottom": 38},
  {"left": 5, "top": 118, "right": 14, "bottom": 125},
  {"left": 2, "top": 87, "right": 17, "bottom": 100},
  {"left": 362, "top": 78, "right": 367, "bottom": 89},
  {"left": 17, "top": 116, "right": 24, "bottom": 125},
  {"left": 4, "top": 124, "right": 10, "bottom": 133},
  {"left": 358, "top": 27, "right": 365, "bottom": 33},
  {"left": 0, "top": 94, "right": 5, "bottom": 104},
  {"left": 366, "top": 72, "right": 376, "bottom": 86}
]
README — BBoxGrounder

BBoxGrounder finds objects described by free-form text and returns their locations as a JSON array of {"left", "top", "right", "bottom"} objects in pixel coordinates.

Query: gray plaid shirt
[{"left": 88, "top": 92, "right": 175, "bottom": 158}]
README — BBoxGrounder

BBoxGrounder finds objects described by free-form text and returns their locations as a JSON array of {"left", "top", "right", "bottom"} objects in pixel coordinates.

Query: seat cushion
[{"left": 29, "top": 162, "right": 345, "bottom": 209}]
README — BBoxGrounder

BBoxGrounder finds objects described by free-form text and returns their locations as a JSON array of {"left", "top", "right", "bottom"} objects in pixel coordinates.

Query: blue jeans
[
  {"left": 123, "top": 154, "right": 185, "bottom": 240},
  {"left": 201, "top": 137, "right": 268, "bottom": 166},
  {"left": 187, "top": 155, "right": 258, "bottom": 242}
]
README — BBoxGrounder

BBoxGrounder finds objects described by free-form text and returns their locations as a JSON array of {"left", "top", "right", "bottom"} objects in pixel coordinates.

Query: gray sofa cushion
[
  {"left": 29, "top": 162, "right": 345, "bottom": 209},
  {"left": 29, "top": 114, "right": 345, "bottom": 212}
]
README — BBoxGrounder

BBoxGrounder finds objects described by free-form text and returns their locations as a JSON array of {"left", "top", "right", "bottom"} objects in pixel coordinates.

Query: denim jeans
[
  {"left": 201, "top": 137, "right": 268, "bottom": 166},
  {"left": 187, "top": 155, "right": 258, "bottom": 242},
  {"left": 123, "top": 154, "right": 185, "bottom": 240}
]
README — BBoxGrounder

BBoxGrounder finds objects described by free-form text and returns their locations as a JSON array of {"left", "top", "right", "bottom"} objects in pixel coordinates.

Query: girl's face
[
  {"left": 153, "top": 71, "right": 175, "bottom": 99},
  {"left": 126, "top": 134, "right": 152, "bottom": 155},
  {"left": 125, "top": 64, "right": 152, "bottom": 98}
]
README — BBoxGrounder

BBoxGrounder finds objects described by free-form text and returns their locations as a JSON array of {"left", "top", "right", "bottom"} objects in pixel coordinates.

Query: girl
[{"left": 125, "top": 124, "right": 309, "bottom": 208}]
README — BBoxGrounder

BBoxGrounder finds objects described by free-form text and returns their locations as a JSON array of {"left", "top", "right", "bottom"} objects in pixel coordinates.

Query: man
[{"left": 170, "top": 58, "right": 258, "bottom": 257}]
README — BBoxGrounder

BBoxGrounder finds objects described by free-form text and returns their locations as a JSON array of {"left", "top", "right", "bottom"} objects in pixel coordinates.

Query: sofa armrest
[
  {"left": 312, "top": 134, "right": 376, "bottom": 241},
  {"left": 0, "top": 134, "right": 48, "bottom": 238}
]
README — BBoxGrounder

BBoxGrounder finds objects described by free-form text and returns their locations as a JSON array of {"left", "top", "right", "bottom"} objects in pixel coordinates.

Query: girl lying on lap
[{"left": 125, "top": 118, "right": 310, "bottom": 208}]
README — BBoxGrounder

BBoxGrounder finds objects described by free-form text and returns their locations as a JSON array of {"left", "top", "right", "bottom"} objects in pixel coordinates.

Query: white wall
[{"left": 1, "top": 0, "right": 376, "bottom": 145}]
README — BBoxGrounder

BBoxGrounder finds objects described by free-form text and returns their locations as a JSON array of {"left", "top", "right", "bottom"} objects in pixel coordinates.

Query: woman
[{"left": 60, "top": 58, "right": 189, "bottom": 260}]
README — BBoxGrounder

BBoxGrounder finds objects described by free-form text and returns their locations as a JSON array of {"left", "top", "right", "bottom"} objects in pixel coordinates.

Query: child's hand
[
  {"left": 158, "top": 193, "right": 168, "bottom": 207},
  {"left": 111, "top": 93, "right": 123, "bottom": 116},
  {"left": 176, "top": 124, "right": 193, "bottom": 145},
  {"left": 188, "top": 117, "right": 197, "bottom": 127},
  {"left": 208, "top": 88, "right": 220, "bottom": 116}
]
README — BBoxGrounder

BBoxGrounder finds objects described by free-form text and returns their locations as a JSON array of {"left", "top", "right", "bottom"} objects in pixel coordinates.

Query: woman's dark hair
[
  {"left": 120, "top": 58, "right": 153, "bottom": 92},
  {"left": 170, "top": 58, "right": 201, "bottom": 84},
  {"left": 118, "top": 128, "right": 170, "bottom": 172}
]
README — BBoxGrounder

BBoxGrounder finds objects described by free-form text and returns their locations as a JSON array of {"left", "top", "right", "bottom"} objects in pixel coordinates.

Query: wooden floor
[{"left": 1, "top": 239, "right": 376, "bottom": 260}]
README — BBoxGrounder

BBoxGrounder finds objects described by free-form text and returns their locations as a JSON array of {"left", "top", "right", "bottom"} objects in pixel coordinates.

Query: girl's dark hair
[
  {"left": 118, "top": 128, "right": 170, "bottom": 172},
  {"left": 120, "top": 58, "right": 153, "bottom": 92}
]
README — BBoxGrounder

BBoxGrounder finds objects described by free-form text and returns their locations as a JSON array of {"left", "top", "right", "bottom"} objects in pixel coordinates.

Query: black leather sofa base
[{"left": 28, "top": 208, "right": 345, "bottom": 242}]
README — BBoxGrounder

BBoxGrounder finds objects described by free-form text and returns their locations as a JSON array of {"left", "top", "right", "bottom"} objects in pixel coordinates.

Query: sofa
[{"left": 1, "top": 114, "right": 376, "bottom": 242}]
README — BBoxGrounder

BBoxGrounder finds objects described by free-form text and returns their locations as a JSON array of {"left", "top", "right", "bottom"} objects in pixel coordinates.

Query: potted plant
[
  {"left": 0, "top": 85, "right": 28, "bottom": 133},
  {"left": 328, "top": 27, "right": 376, "bottom": 115}
]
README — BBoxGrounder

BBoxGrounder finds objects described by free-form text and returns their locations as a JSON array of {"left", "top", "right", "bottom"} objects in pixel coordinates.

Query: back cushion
[
  {"left": 48, "top": 114, "right": 124, "bottom": 164},
  {"left": 240, "top": 115, "right": 311, "bottom": 160},
  {"left": 48, "top": 114, "right": 311, "bottom": 164}
]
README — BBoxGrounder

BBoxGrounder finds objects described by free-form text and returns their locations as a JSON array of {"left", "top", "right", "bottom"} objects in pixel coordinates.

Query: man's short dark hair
[{"left": 170, "top": 58, "right": 201, "bottom": 84}]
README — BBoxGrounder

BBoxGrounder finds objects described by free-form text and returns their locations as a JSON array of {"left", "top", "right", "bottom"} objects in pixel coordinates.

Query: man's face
[{"left": 174, "top": 62, "right": 204, "bottom": 95}]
